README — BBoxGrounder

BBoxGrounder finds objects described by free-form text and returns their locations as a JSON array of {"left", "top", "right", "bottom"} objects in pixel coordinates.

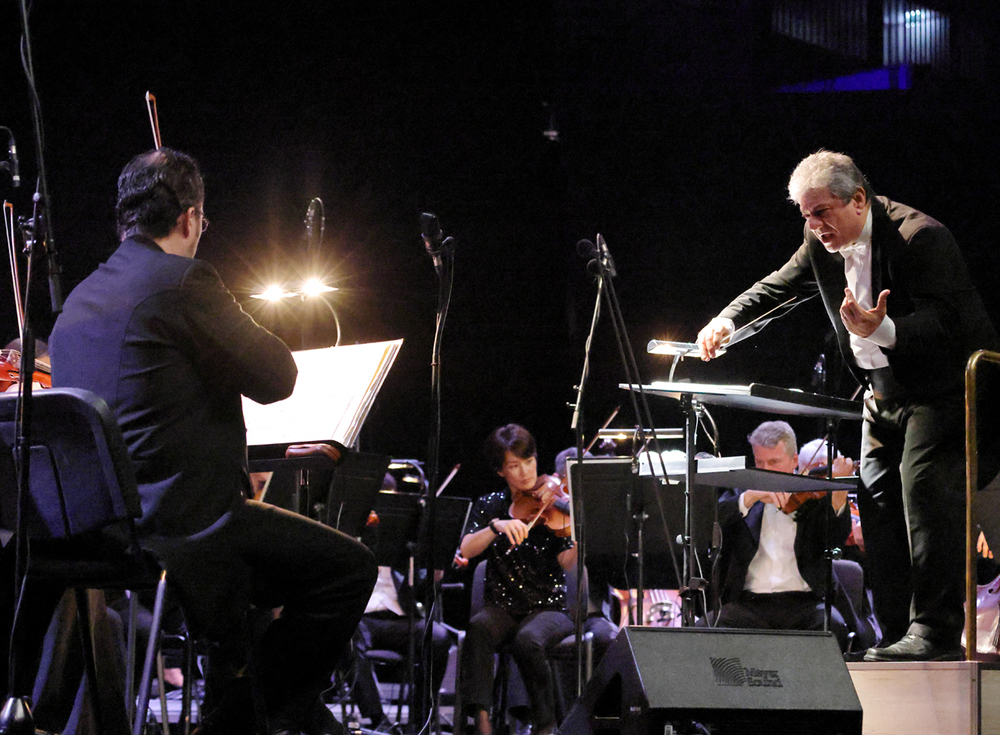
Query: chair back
[
  {"left": 0, "top": 388, "right": 142, "bottom": 539},
  {"left": 471, "top": 559, "right": 487, "bottom": 616}
]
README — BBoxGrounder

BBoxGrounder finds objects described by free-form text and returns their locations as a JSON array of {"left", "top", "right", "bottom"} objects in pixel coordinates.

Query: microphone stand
[
  {"left": 567, "top": 263, "right": 604, "bottom": 696},
  {"left": 0, "top": 211, "right": 42, "bottom": 735},
  {"left": 414, "top": 215, "right": 455, "bottom": 733},
  {"left": 2, "top": 4, "right": 63, "bottom": 731},
  {"left": 587, "top": 236, "right": 684, "bottom": 622}
]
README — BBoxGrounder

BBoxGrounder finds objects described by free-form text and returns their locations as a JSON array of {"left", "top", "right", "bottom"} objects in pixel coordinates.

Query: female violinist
[{"left": 459, "top": 424, "right": 576, "bottom": 735}]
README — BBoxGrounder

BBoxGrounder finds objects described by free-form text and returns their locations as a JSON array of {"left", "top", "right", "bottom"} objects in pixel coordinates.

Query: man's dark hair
[
  {"left": 485, "top": 424, "right": 537, "bottom": 472},
  {"left": 116, "top": 147, "right": 204, "bottom": 239}
]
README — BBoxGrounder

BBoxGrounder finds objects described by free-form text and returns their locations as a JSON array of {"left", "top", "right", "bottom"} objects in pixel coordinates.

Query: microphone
[
  {"left": 8, "top": 139, "right": 18, "bottom": 188},
  {"left": 1, "top": 132, "right": 18, "bottom": 188},
  {"left": 597, "top": 234, "right": 617, "bottom": 277},
  {"left": 811, "top": 353, "right": 826, "bottom": 393},
  {"left": 304, "top": 198, "right": 324, "bottom": 253},
  {"left": 420, "top": 212, "right": 444, "bottom": 270},
  {"left": 576, "top": 239, "right": 601, "bottom": 277},
  {"left": 576, "top": 239, "right": 597, "bottom": 258}
]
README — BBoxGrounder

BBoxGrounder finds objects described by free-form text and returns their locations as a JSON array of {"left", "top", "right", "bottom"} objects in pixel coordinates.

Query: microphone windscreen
[
  {"left": 576, "top": 239, "right": 597, "bottom": 258},
  {"left": 420, "top": 212, "right": 441, "bottom": 243}
]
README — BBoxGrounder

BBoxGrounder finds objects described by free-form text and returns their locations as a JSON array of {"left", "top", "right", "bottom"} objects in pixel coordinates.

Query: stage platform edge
[{"left": 848, "top": 660, "right": 1000, "bottom": 735}]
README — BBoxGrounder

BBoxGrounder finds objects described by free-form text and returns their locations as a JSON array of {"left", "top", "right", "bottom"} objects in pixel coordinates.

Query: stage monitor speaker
[{"left": 561, "top": 626, "right": 862, "bottom": 735}]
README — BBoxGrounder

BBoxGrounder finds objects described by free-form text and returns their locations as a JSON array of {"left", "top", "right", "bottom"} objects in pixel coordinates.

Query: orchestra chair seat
[
  {"left": 364, "top": 648, "right": 409, "bottom": 725},
  {"left": 0, "top": 388, "right": 191, "bottom": 735},
  {"left": 545, "top": 566, "right": 601, "bottom": 722}
]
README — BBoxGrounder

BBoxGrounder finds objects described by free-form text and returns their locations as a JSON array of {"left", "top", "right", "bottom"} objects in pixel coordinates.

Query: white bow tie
[{"left": 839, "top": 241, "right": 867, "bottom": 259}]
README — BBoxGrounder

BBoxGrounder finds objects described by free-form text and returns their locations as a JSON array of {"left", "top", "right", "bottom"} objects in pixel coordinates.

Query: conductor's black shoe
[{"left": 864, "top": 633, "right": 963, "bottom": 662}]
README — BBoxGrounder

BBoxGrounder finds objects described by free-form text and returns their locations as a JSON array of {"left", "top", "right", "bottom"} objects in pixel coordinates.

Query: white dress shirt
[
  {"left": 841, "top": 209, "right": 896, "bottom": 369},
  {"left": 740, "top": 493, "right": 811, "bottom": 594}
]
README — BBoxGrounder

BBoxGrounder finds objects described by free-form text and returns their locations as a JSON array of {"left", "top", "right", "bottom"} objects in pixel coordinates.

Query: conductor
[{"left": 696, "top": 150, "right": 997, "bottom": 662}]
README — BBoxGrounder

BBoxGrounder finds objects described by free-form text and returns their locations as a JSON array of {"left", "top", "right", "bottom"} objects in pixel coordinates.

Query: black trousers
[
  {"left": 857, "top": 390, "right": 966, "bottom": 646},
  {"left": 143, "top": 498, "right": 377, "bottom": 725},
  {"left": 712, "top": 590, "right": 849, "bottom": 651},
  {"left": 460, "top": 606, "right": 573, "bottom": 728}
]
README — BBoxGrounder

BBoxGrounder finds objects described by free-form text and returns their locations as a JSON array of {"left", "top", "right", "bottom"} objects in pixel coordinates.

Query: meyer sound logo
[{"left": 710, "top": 657, "right": 783, "bottom": 688}]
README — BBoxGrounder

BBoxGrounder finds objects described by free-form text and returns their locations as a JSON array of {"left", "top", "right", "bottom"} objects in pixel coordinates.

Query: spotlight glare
[
  {"left": 251, "top": 284, "right": 293, "bottom": 301},
  {"left": 301, "top": 278, "right": 337, "bottom": 297}
]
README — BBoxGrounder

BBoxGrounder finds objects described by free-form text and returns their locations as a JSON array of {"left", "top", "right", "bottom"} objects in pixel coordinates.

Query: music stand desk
[
  {"left": 623, "top": 382, "right": 862, "bottom": 421},
  {"left": 371, "top": 492, "right": 472, "bottom": 570}
]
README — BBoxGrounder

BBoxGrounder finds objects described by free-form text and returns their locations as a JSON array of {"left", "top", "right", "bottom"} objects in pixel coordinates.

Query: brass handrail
[{"left": 965, "top": 349, "right": 1000, "bottom": 660}]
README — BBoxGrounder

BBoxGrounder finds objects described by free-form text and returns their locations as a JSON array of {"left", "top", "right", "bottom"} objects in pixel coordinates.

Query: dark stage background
[{"left": 3, "top": 0, "right": 999, "bottom": 505}]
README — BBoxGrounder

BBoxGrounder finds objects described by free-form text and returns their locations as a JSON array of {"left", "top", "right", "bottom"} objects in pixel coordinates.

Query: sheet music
[{"left": 243, "top": 339, "right": 402, "bottom": 448}]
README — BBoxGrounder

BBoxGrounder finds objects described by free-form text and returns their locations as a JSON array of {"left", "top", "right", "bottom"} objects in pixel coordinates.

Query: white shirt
[
  {"left": 841, "top": 209, "right": 896, "bottom": 369},
  {"left": 740, "top": 493, "right": 810, "bottom": 593},
  {"left": 364, "top": 565, "right": 405, "bottom": 616}
]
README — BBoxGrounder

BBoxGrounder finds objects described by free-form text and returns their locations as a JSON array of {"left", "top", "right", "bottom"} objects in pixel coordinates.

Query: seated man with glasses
[{"left": 50, "top": 147, "right": 376, "bottom": 735}]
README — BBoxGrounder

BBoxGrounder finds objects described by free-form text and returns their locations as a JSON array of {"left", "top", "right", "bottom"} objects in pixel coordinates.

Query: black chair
[
  {"left": 0, "top": 388, "right": 179, "bottom": 735},
  {"left": 832, "top": 558, "right": 879, "bottom": 652},
  {"left": 458, "top": 561, "right": 601, "bottom": 732},
  {"left": 545, "top": 566, "right": 600, "bottom": 722}
]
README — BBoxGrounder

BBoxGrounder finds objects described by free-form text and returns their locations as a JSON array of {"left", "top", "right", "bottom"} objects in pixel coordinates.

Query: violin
[
  {"left": 509, "top": 474, "right": 572, "bottom": 537},
  {"left": 780, "top": 490, "right": 828, "bottom": 515},
  {"left": 0, "top": 349, "right": 52, "bottom": 393},
  {"left": 781, "top": 458, "right": 856, "bottom": 515}
]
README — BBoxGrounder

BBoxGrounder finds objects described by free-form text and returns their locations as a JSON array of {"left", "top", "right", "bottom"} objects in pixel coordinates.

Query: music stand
[
  {"left": 364, "top": 491, "right": 470, "bottom": 732},
  {"left": 323, "top": 452, "right": 392, "bottom": 537},
  {"left": 569, "top": 457, "right": 715, "bottom": 619}
]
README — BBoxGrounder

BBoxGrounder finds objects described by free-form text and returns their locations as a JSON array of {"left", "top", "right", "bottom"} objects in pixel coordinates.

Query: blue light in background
[{"left": 776, "top": 64, "right": 913, "bottom": 93}]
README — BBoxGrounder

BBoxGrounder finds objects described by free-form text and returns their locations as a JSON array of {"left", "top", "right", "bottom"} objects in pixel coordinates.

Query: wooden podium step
[{"left": 848, "top": 661, "right": 1000, "bottom": 735}]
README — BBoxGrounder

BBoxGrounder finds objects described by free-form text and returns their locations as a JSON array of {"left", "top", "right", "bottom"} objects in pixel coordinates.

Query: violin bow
[
  {"left": 145, "top": 91, "right": 163, "bottom": 148},
  {"left": 436, "top": 463, "right": 461, "bottom": 497},
  {"left": 4, "top": 201, "right": 24, "bottom": 342},
  {"left": 584, "top": 405, "right": 620, "bottom": 455}
]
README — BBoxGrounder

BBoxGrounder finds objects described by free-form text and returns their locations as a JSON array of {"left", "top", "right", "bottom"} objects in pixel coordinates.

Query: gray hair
[
  {"left": 747, "top": 420, "right": 797, "bottom": 457},
  {"left": 797, "top": 438, "right": 842, "bottom": 473},
  {"left": 787, "top": 150, "right": 872, "bottom": 206}
]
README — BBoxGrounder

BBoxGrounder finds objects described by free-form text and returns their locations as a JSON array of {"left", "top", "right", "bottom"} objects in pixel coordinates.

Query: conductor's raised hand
[
  {"left": 697, "top": 318, "right": 733, "bottom": 361},
  {"left": 840, "top": 287, "right": 889, "bottom": 338}
]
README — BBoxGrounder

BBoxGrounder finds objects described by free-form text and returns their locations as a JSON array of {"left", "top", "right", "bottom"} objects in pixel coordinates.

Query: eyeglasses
[{"left": 195, "top": 209, "right": 210, "bottom": 233}]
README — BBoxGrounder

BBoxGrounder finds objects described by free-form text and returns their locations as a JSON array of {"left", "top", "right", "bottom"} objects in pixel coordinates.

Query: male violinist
[
  {"left": 49, "top": 148, "right": 376, "bottom": 735},
  {"left": 710, "top": 421, "right": 852, "bottom": 650},
  {"left": 459, "top": 424, "right": 576, "bottom": 735}
]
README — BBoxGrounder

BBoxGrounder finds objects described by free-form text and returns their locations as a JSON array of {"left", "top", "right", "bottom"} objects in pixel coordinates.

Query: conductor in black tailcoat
[{"left": 697, "top": 150, "right": 997, "bottom": 662}]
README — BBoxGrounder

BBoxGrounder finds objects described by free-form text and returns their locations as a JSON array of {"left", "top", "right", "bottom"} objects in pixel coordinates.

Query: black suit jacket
[
  {"left": 714, "top": 489, "right": 850, "bottom": 604},
  {"left": 50, "top": 236, "right": 297, "bottom": 537},
  {"left": 718, "top": 197, "right": 997, "bottom": 399}
]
